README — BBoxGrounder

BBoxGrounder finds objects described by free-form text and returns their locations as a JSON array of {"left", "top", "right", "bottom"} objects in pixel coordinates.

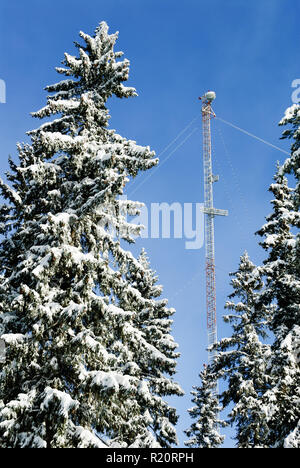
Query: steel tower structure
[{"left": 200, "top": 91, "right": 228, "bottom": 366}]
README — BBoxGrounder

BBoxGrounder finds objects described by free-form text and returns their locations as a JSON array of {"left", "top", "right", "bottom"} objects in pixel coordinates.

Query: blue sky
[{"left": 0, "top": 0, "right": 299, "bottom": 447}]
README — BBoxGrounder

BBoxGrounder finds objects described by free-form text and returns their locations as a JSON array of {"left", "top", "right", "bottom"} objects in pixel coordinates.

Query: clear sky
[{"left": 0, "top": 0, "right": 299, "bottom": 448}]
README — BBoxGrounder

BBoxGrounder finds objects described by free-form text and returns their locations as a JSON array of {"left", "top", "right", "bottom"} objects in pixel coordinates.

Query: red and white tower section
[{"left": 200, "top": 91, "right": 228, "bottom": 366}]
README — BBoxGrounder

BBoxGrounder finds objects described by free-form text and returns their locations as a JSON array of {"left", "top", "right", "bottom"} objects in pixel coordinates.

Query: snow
[
  {"left": 32, "top": 253, "right": 52, "bottom": 277},
  {"left": 129, "top": 432, "right": 161, "bottom": 448},
  {"left": 19, "top": 433, "right": 47, "bottom": 449},
  {"left": 284, "top": 421, "right": 300, "bottom": 448},
  {"left": 137, "top": 381, "right": 151, "bottom": 401},
  {"left": 32, "top": 244, "right": 99, "bottom": 278},
  {"left": 279, "top": 104, "right": 300, "bottom": 125},
  {"left": 281, "top": 325, "right": 300, "bottom": 365},
  {"left": 95, "top": 149, "right": 112, "bottom": 162},
  {"left": 74, "top": 426, "right": 108, "bottom": 448},
  {"left": 264, "top": 234, "right": 277, "bottom": 247},
  {"left": 50, "top": 212, "right": 73, "bottom": 224},
  {"left": 1, "top": 333, "right": 26, "bottom": 344},
  {"left": 0, "top": 178, "right": 22, "bottom": 205},
  {"left": 40, "top": 388, "right": 79, "bottom": 418},
  {"left": 90, "top": 371, "right": 133, "bottom": 393}
]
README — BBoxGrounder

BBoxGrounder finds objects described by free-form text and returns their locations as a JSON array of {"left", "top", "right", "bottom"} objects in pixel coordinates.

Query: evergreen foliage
[
  {"left": 0, "top": 22, "right": 182, "bottom": 448},
  {"left": 184, "top": 365, "right": 224, "bottom": 448}
]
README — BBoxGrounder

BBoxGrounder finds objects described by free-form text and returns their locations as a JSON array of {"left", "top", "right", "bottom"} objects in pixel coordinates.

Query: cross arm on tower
[{"left": 201, "top": 207, "right": 229, "bottom": 217}]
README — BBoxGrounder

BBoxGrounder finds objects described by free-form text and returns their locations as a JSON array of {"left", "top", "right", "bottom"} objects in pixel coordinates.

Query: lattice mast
[{"left": 200, "top": 91, "right": 228, "bottom": 365}]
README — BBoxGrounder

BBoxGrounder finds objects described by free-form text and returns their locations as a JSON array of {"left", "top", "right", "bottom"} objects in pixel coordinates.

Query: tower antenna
[{"left": 199, "top": 91, "right": 228, "bottom": 366}]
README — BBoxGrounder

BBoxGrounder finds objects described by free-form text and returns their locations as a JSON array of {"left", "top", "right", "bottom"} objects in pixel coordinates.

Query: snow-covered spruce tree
[
  {"left": 211, "top": 253, "right": 271, "bottom": 448},
  {"left": 0, "top": 22, "right": 182, "bottom": 448},
  {"left": 255, "top": 105, "right": 300, "bottom": 448},
  {"left": 110, "top": 248, "right": 183, "bottom": 448},
  {"left": 184, "top": 365, "right": 225, "bottom": 448}
]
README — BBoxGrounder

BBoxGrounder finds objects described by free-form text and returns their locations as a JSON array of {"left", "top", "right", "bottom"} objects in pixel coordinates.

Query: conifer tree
[
  {"left": 112, "top": 248, "right": 183, "bottom": 448},
  {"left": 184, "top": 365, "right": 224, "bottom": 448},
  {"left": 212, "top": 253, "right": 270, "bottom": 447},
  {"left": 256, "top": 104, "right": 300, "bottom": 448},
  {"left": 0, "top": 22, "right": 182, "bottom": 448}
]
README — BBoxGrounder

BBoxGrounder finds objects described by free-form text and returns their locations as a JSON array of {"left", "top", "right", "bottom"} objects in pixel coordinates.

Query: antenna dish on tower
[{"left": 204, "top": 91, "right": 216, "bottom": 102}]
